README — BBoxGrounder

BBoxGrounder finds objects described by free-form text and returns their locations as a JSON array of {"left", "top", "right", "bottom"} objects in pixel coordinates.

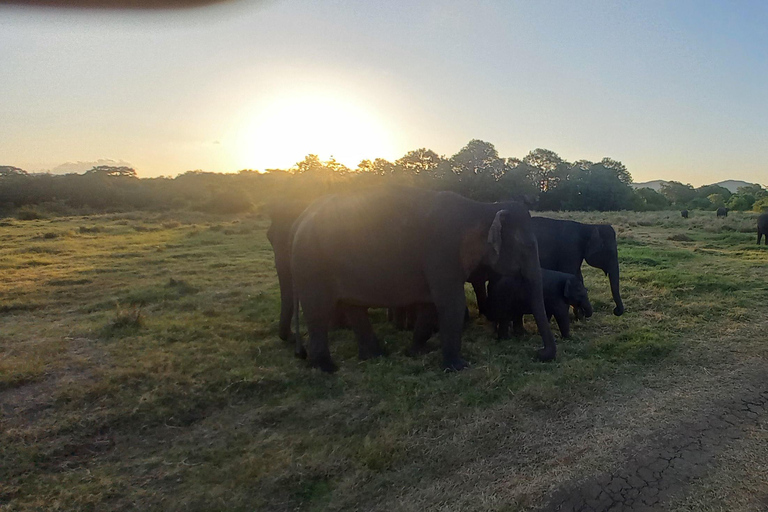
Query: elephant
[
  {"left": 469, "top": 217, "right": 624, "bottom": 318},
  {"left": 266, "top": 199, "right": 312, "bottom": 343},
  {"left": 266, "top": 199, "right": 348, "bottom": 347},
  {"left": 531, "top": 217, "right": 624, "bottom": 317},
  {"left": 290, "top": 186, "right": 557, "bottom": 372},
  {"left": 681, "top": 210, "right": 688, "bottom": 218},
  {"left": 485, "top": 269, "right": 593, "bottom": 339},
  {"left": 758, "top": 212, "right": 768, "bottom": 245},
  {"left": 717, "top": 207, "right": 728, "bottom": 218}
]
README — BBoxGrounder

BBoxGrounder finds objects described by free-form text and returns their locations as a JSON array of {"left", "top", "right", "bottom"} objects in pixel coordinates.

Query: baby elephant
[{"left": 486, "top": 269, "right": 593, "bottom": 339}]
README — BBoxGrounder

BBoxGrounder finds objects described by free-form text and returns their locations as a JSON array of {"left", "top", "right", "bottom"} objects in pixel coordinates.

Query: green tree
[
  {"left": 633, "top": 187, "right": 669, "bottom": 211},
  {"left": 659, "top": 181, "right": 696, "bottom": 206}
]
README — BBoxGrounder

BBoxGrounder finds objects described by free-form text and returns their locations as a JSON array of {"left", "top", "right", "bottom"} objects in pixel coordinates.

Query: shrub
[{"left": 16, "top": 208, "right": 44, "bottom": 220}]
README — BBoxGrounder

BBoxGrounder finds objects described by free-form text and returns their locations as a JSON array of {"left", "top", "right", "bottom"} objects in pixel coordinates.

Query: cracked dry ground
[{"left": 545, "top": 371, "right": 768, "bottom": 512}]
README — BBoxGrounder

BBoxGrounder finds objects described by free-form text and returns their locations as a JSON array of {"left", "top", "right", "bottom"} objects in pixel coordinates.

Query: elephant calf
[
  {"left": 485, "top": 269, "right": 593, "bottom": 340},
  {"left": 758, "top": 212, "right": 768, "bottom": 245}
]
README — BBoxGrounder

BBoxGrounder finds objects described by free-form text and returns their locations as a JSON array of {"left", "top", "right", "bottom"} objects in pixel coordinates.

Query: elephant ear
[
  {"left": 563, "top": 277, "right": 573, "bottom": 301},
  {"left": 585, "top": 227, "right": 603, "bottom": 260},
  {"left": 487, "top": 210, "right": 505, "bottom": 266}
]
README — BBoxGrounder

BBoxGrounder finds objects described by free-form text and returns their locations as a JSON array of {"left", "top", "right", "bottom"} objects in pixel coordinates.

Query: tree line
[{"left": 1, "top": 140, "right": 766, "bottom": 216}]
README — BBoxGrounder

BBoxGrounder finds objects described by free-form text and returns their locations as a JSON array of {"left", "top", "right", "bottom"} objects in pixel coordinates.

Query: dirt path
[{"left": 543, "top": 369, "right": 768, "bottom": 511}]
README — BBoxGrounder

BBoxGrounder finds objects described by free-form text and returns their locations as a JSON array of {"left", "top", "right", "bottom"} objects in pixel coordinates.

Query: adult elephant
[
  {"left": 717, "top": 207, "right": 728, "bottom": 218},
  {"left": 290, "top": 186, "right": 557, "bottom": 372},
  {"left": 469, "top": 217, "right": 625, "bottom": 318},
  {"left": 758, "top": 212, "right": 768, "bottom": 245},
  {"left": 266, "top": 199, "right": 311, "bottom": 343},
  {"left": 266, "top": 199, "right": 349, "bottom": 345},
  {"left": 531, "top": 217, "right": 625, "bottom": 317}
]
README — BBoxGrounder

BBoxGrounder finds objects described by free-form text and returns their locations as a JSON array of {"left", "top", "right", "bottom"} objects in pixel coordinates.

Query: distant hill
[
  {"left": 711, "top": 180, "right": 759, "bottom": 193},
  {"left": 632, "top": 179, "right": 760, "bottom": 193},
  {"left": 631, "top": 180, "right": 668, "bottom": 191}
]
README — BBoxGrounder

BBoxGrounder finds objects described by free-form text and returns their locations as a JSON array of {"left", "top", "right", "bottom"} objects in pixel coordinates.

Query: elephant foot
[
  {"left": 309, "top": 353, "right": 338, "bottom": 373},
  {"left": 294, "top": 346, "right": 308, "bottom": 360},
  {"left": 405, "top": 343, "right": 437, "bottom": 357},
  {"left": 442, "top": 356, "right": 470, "bottom": 372},
  {"left": 497, "top": 332, "right": 512, "bottom": 341},
  {"left": 536, "top": 346, "right": 557, "bottom": 362}
]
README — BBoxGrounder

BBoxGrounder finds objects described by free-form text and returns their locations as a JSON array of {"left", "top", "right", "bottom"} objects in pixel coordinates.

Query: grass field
[{"left": 1, "top": 209, "right": 767, "bottom": 511}]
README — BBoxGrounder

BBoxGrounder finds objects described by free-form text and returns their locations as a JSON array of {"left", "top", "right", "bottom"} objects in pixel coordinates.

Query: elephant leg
[
  {"left": 511, "top": 314, "right": 527, "bottom": 337},
  {"left": 497, "top": 320, "right": 511, "bottom": 340},
  {"left": 432, "top": 285, "right": 469, "bottom": 371},
  {"left": 554, "top": 305, "right": 571, "bottom": 339},
  {"left": 302, "top": 295, "right": 338, "bottom": 373},
  {"left": 343, "top": 305, "right": 386, "bottom": 361},
  {"left": 405, "top": 305, "right": 418, "bottom": 331},
  {"left": 277, "top": 270, "right": 294, "bottom": 342},
  {"left": 406, "top": 303, "right": 438, "bottom": 356},
  {"left": 329, "top": 306, "right": 349, "bottom": 330}
]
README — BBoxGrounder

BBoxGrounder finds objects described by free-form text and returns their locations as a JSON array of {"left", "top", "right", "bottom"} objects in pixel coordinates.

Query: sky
[{"left": 1, "top": 0, "right": 767, "bottom": 185}]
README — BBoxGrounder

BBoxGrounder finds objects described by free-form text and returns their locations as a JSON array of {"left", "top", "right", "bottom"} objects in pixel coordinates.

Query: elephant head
[
  {"left": 486, "top": 204, "right": 556, "bottom": 360},
  {"left": 584, "top": 225, "right": 624, "bottom": 316},
  {"left": 564, "top": 276, "right": 593, "bottom": 318},
  {"left": 486, "top": 205, "right": 541, "bottom": 279}
]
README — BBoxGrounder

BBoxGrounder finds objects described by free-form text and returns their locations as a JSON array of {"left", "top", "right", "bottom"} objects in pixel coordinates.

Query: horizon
[{"left": 2, "top": 1, "right": 768, "bottom": 186}]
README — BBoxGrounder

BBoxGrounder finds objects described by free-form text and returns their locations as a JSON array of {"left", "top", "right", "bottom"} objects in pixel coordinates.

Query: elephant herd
[
  {"left": 267, "top": 186, "right": 625, "bottom": 373},
  {"left": 683, "top": 209, "right": 768, "bottom": 246}
]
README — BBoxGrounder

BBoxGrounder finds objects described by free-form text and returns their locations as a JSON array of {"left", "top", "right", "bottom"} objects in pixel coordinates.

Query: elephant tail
[{"left": 293, "top": 295, "right": 306, "bottom": 359}]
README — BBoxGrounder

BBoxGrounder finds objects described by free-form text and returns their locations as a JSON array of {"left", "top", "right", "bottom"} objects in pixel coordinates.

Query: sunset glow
[{"left": 235, "top": 92, "right": 397, "bottom": 171}]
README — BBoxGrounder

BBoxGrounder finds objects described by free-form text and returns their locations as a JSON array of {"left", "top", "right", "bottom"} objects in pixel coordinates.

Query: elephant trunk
[{"left": 608, "top": 261, "right": 624, "bottom": 316}]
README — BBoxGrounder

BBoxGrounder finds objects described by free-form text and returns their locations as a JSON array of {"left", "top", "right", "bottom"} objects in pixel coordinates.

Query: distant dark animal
[
  {"left": 716, "top": 207, "right": 728, "bottom": 218},
  {"left": 486, "top": 269, "right": 593, "bottom": 339},
  {"left": 290, "top": 186, "right": 557, "bottom": 372},
  {"left": 758, "top": 213, "right": 768, "bottom": 245},
  {"left": 681, "top": 210, "right": 688, "bottom": 218}
]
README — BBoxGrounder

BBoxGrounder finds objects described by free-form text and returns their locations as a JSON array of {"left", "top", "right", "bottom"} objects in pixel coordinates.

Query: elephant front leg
[
  {"left": 553, "top": 304, "right": 571, "bottom": 339},
  {"left": 343, "top": 305, "right": 386, "bottom": 361},
  {"left": 434, "top": 287, "right": 470, "bottom": 371}
]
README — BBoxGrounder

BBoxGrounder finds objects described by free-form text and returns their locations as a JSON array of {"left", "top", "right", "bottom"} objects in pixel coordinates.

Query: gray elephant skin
[
  {"left": 758, "top": 212, "right": 768, "bottom": 245},
  {"left": 716, "top": 207, "right": 728, "bottom": 217},
  {"left": 485, "top": 269, "right": 593, "bottom": 340},
  {"left": 681, "top": 210, "right": 688, "bottom": 218},
  {"left": 290, "top": 186, "right": 557, "bottom": 372}
]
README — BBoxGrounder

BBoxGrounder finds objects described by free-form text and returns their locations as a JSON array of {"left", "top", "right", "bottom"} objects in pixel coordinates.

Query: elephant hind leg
[{"left": 301, "top": 295, "right": 338, "bottom": 373}]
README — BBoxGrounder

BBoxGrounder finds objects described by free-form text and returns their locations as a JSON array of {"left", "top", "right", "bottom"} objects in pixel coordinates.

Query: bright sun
[{"left": 235, "top": 92, "right": 397, "bottom": 171}]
